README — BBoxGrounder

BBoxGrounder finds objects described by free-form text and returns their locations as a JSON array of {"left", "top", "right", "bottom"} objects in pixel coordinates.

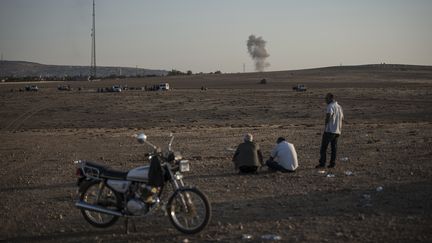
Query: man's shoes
[
  {"left": 327, "top": 163, "right": 336, "bottom": 168},
  {"left": 315, "top": 164, "right": 325, "bottom": 168}
]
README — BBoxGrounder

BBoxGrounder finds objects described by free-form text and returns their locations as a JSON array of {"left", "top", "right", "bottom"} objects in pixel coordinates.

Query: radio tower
[{"left": 90, "top": 0, "right": 96, "bottom": 80}]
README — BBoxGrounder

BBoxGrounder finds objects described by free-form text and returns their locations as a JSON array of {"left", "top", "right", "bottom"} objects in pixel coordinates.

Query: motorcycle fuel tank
[{"left": 127, "top": 165, "right": 150, "bottom": 182}]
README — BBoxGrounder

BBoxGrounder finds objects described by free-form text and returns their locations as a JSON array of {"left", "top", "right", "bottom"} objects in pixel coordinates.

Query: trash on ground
[
  {"left": 225, "top": 147, "right": 236, "bottom": 151},
  {"left": 376, "top": 186, "right": 384, "bottom": 192},
  {"left": 340, "top": 157, "right": 349, "bottom": 162},
  {"left": 359, "top": 194, "right": 372, "bottom": 207},
  {"left": 318, "top": 170, "right": 326, "bottom": 174},
  {"left": 242, "top": 234, "right": 253, "bottom": 240},
  {"left": 344, "top": 170, "right": 353, "bottom": 176},
  {"left": 261, "top": 234, "right": 282, "bottom": 241},
  {"left": 326, "top": 173, "right": 335, "bottom": 178}
]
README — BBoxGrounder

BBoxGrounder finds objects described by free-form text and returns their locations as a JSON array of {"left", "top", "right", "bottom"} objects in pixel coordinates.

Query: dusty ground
[{"left": 1, "top": 65, "right": 432, "bottom": 242}]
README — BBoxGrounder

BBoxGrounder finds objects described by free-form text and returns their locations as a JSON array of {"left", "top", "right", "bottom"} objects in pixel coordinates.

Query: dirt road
[{"left": 1, "top": 65, "right": 431, "bottom": 242}]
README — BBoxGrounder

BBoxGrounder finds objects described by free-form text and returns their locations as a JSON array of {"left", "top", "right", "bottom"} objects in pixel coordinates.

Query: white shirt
[
  {"left": 325, "top": 101, "right": 344, "bottom": 134},
  {"left": 271, "top": 141, "right": 298, "bottom": 171}
]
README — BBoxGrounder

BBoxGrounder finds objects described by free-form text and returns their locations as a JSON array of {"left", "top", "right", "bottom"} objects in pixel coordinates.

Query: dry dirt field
[{"left": 1, "top": 65, "right": 432, "bottom": 242}]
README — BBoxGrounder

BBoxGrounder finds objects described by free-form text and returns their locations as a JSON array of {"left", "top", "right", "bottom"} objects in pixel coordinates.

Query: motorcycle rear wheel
[
  {"left": 79, "top": 181, "right": 121, "bottom": 228},
  {"left": 167, "top": 188, "right": 211, "bottom": 234}
]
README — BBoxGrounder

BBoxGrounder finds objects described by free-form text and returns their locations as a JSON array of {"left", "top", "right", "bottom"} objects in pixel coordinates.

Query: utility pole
[{"left": 90, "top": 0, "right": 96, "bottom": 80}]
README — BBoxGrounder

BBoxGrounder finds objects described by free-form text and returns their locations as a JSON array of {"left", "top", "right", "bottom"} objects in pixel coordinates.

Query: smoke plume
[{"left": 247, "top": 34, "right": 270, "bottom": 72}]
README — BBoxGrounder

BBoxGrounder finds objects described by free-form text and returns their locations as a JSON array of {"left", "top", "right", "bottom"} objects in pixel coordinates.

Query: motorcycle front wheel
[
  {"left": 167, "top": 187, "right": 211, "bottom": 234},
  {"left": 79, "top": 181, "right": 121, "bottom": 228}
]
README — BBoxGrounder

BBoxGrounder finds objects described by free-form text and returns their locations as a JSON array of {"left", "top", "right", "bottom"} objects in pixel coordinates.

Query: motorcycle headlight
[
  {"left": 179, "top": 160, "right": 190, "bottom": 172},
  {"left": 174, "top": 151, "right": 183, "bottom": 160}
]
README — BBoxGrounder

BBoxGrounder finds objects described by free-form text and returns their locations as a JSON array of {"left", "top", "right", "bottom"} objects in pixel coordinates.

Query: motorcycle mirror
[{"left": 137, "top": 133, "right": 147, "bottom": 143}]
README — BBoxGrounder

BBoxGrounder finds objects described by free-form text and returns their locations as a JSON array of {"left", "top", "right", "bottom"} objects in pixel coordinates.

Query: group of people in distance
[{"left": 232, "top": 93, "right": 344, "bottom": 174}]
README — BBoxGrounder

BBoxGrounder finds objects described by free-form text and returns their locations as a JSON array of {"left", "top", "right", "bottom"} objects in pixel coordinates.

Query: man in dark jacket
[{"left": 232, "top": 133, "right": 264, "bottom": 174}]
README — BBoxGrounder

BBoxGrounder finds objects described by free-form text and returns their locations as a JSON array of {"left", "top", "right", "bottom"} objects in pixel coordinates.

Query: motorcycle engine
[
  {"left": 126, "top": 199, "right": 147, "bottom": 215},
  {"left": 126, "top": 183, "right": 149, "bottom": 215}
]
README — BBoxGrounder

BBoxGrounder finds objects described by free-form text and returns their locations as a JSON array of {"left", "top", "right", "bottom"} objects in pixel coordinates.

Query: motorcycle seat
[
  {"left": 84, "top": 161, "right": 128, "bottom": 180},
  {"left": 101, "top": 168, "right": 128, "bottom": 180}
]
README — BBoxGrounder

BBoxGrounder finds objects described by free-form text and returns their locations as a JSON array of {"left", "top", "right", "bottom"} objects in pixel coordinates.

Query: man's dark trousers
[{"left": 319, "top": 132, "right": 340, "bottom": 166}]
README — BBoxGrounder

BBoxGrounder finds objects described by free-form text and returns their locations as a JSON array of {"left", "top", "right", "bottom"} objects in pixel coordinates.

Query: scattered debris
[
  {"left": 318, "top": 170, "right": 326, "bottom": 174},
  {"left": 261, "top": 234, "right": 282, "bottom": 241},
  {"left": 340, "top": 157, "right": 349, "bottom": 162},
  {"left": 358, "top": 194, "right": 372, "bottom": 207},
  {"left": 344, "top": 170, "right": 353, "bottom": 176},
  {"left": 376, "top": 186, "right": 384, "bottom": 192},
  {"left": 326, "top": 173, "right": 335, "bottom": 178},
  {"left": 242, "top": 234, "right": 253, "bottom": 240}
]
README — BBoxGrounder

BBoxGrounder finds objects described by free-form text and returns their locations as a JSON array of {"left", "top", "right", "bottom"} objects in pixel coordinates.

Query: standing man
[
  {"left": 266, "top": 137, "right": 298, "bottom": 173},
  {"left": 316, "top": 93, "right": 344, "bottom": 168}
]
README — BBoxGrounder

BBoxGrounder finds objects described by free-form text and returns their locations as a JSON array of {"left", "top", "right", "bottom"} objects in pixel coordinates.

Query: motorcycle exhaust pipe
[{"left": 75, "top": 201, "right": 123, "bottom": 217}]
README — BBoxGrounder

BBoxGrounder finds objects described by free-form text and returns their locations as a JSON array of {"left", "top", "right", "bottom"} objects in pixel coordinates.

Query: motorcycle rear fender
[{"left": 77, "top": 179, "right": 96, "bottom": 192}]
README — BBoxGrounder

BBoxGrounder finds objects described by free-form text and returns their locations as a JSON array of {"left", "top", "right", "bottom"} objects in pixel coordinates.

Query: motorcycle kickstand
[{"left": 124, "top": 218, "right": 137, "bottom": 234}]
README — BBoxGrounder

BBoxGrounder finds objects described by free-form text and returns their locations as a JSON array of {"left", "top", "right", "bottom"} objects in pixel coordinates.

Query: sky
[{"left": 1, "top": 0, "right": 432, "bottom": 73}]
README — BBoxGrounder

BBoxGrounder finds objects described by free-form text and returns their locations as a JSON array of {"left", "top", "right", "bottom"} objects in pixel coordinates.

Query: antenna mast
[{"left": 90, "top": 0, "right": 96, "bottom": 80}]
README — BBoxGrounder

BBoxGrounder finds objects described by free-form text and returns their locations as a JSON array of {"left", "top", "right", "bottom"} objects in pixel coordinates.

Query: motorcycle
[{"left": 74, "top": 133, "right": 211, "bottom": 234}]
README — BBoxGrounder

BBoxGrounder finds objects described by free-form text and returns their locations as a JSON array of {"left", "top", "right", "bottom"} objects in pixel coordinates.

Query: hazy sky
[{"left": 1, "top": 0, "right": 431, "bottom": 73}]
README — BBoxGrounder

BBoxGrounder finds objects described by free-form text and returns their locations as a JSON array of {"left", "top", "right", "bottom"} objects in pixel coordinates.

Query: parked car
[
  {"left": 58, "top": 85, "right": 72, "bottom": 91},
  {"left": 158, "top": 83, "right": 170, "bottom": 91},
  {"left": 111, "top": 85, "right": 122, "bottom": 92},
  {"left": 292, "top": 84, "right": 307, "bottom": 92},
  {"left": 25, "top": 85, "right": 39, "bottom": 91}
]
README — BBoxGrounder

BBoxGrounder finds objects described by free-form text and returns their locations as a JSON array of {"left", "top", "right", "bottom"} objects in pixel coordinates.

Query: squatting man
[{"left": 232, "top": 92, "right": 344, "bottom": 173}]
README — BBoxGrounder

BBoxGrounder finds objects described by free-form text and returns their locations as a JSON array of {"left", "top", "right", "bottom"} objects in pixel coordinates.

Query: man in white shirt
[
  {"left": 266, "top": 137, "right": 298, "bottom": 172},
  {"left": 316, "top": 93, "right": 344, "bottom": 168}
]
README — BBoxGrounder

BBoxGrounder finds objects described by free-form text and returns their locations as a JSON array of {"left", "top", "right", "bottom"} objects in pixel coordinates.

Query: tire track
[{"left": 3, "top": 103, "right": 51, "bottom": 132}]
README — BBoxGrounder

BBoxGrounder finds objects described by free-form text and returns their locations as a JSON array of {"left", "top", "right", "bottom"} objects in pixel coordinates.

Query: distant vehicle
[
  {"left": 112, "top": 85, "right": 122, "bottom": 92},
  {"left": 292, "top": 84, "right": 307, "bottom": 92},
  {"left": 58, "top": 85, "right": 72, "bottom": 91},
  {"left": 98, "top": 85, "right": 122, "bottom": 93},
  {"left": 25, "top": 85, "right": 39, "bottom": 92},
  {"left": 158, "top": 83, "right": 170, "bottom": 91}
]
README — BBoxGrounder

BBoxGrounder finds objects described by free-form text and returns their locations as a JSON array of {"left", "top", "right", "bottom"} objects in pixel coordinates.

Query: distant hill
[{"left": 0, "top": 60, "right": 167, "bottom": 78}]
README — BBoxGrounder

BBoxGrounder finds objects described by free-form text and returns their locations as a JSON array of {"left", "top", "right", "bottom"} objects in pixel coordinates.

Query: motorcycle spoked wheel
[
  {"left": 79, "top": 181, "right": 121, "bottom": 228},
  {"left": 167, "top": 188, "right": 211, "bottom": 234}
]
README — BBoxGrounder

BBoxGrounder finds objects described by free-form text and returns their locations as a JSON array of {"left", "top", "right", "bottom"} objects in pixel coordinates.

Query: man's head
[
  {"left": 325, "top": 93, "right": 334, "bottom": 104},
  {"left": 276, "top": 137, "right": 285, "bottom": 144},
  {"left": 244, "top": 133, "right": 253, "bottom": 142}
]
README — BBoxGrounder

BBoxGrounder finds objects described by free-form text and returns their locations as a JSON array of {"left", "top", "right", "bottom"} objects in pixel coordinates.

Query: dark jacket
[{"left": 232, "top": 141, "right": 264, "bottom": 169}]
